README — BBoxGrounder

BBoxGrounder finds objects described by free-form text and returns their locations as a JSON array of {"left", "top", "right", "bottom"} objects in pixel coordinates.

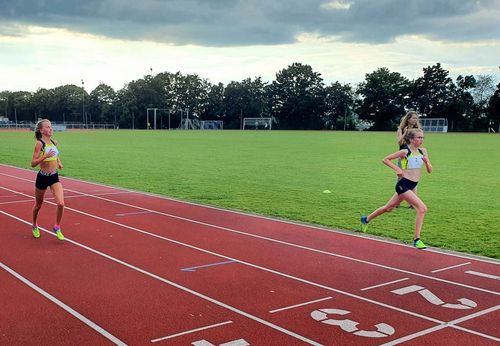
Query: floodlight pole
[{"left": 81, "top": 79, "right": 85, "bottom": 127}]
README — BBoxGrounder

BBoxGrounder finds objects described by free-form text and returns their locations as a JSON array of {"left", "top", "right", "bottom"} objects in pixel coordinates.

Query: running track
[{"left": 0, "top": 163, "right": 498, "bottom": 346}]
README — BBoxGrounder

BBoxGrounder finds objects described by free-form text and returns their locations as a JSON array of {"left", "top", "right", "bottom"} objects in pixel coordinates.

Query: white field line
[
  {"left": 380, "top": 305, "right": 500, "bottom": 345},
  {"left": 3, "top": 210, "right": 498, "bottom": 344},
  {"left": 269, "top": 297, "right": 333, "bottom": 314},
  {"left": 2, "top": 188, "right": 498, "bottom": 342},
  {"left": 151, "top": 321, "right": 233, "bottom": 343},
  {"left": 465, "top": 270, "right": 500, "bottom": 280},
  {"left": 1, "top": 165, "right": 499, "bottom": 266},
  {"left": 4, "top": 181, "right": 495, "bottom": 297},
  {"left": 0, "top": 208, "right": 444, "bottom": 326},
  {"left": 0, "top": 261, "right": 126, "bottom": 346},
  {"left": 360, "top": 278, "right": 410, "bottom": 291},
  {"left": 431, "top": 262, "right": 471, "bottom": 273},
  {"left": 0, "top": 211, "right": 322, "bottom": 346}
]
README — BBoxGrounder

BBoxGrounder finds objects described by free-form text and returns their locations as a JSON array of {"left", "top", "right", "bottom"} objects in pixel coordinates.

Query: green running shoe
[
  {"left": 413, "top": 239, "right": 426, "bottom": 249},
  {"left": 54, "top": 228, "right": 65, "bottom": 241},
  {"left": 32, "top": 226, "right": 40, "bottom": 238},
  {"left": 360, "top": 216, "right": 369, "bottom": 232}
]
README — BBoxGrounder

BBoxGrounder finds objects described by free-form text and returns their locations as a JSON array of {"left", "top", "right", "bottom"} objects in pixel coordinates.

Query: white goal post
[
  {"left": 243, "top": 117, "right": 272, "bottom": 130},
  {"left": 421, "top": 118, "right": 448, "bottom": 133}
]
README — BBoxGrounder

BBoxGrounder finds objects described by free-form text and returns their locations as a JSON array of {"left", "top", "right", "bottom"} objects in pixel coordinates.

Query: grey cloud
[{"left": 0, "top": 0, "right": 498, "bottom": 46}]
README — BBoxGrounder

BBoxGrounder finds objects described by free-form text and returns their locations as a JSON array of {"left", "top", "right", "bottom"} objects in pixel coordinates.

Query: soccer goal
[
  {"left": 421, "top": 118, "right": 448, "bottom": 133},
  {"left": 200, "top": 120, "right": 223, "bottom": 130},
  {"left": 243, "top": 117, "right": 272, "bottom": 130}
]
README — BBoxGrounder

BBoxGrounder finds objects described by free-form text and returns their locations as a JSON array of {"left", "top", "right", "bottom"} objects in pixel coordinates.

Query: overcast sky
[{"left": 1, "top": 0, "right": 499, "bottom": 92}]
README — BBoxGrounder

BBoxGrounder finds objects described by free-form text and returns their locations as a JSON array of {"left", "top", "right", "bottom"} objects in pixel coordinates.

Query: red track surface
[{"left": 1, "top": 163, "right": 499, "bottom": 345}]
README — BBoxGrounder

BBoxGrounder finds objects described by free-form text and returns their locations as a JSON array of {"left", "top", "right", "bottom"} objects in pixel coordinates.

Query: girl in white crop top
[
  {"left": 30, "top": 119, "right": 65, "bottom": 241},
  {"left": 361, "top": 129, "right": 433, "bottom": 249}
]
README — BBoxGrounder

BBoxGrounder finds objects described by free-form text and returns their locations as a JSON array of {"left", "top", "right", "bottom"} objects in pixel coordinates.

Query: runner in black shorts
[
  {"left": 31, "top": 119, "right": 65, "bottom": 241},
  {"left": 360, "top": 128, "right": 433, "bottom": 249}
]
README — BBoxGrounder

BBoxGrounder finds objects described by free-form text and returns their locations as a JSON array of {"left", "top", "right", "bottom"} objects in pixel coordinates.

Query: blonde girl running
[
  {"left": 31, "top": 119, "right": 65, "bottom": 240},
  {"left": 361, "top": 128, "right": 433, "bottom": 249}
]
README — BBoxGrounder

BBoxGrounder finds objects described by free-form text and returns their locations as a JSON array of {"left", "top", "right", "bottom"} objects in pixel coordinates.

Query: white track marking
[
  {"left": 431, "top": 262, "right": 471, "bottom": 273},
  {"left": 269, "top": 297, "right": 333, "bottom": 313},
  {"left": 1, "top": 166, "right": 498, "bottom": 266},
  {"left": 0, "top": 212, "right": 322, "bottom": 346},
  {"left": 360, "top": 278, "right": 410, "bottom": 291},
  {"left": 151, "top": 321, "right": 233, "bottom": 343},
  {"left": 1, "top": 209, "right": 444, "bottom": 325},
  {"left": 380, "top": 305, "right": 500, "bottom": 345},
  {"left": 115, "top": 211, "right": 152, "bottom": 217},
  {"left": 1, "top": 182, "right": 497, "bottom": 297},
  {"left": 465, "top": 270, "right": 500, "bottom": 280},
  {"left": 1, "top": 170, "right": 498, "bottom": 342},
  {"left": 0, "top": 262, "right": 126, "bottom": 345}
]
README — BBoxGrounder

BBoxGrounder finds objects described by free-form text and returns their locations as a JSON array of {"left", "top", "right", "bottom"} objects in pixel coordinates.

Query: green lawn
[{"left": 1, "top": 129, "right": 499, "bottom": 258}]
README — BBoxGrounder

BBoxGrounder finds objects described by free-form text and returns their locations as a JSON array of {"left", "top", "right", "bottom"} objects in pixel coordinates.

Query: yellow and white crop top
[
  {"left": 40, "top": 139, "right": 59, "bottom": 162},
  {"left": 401, "top": 146, "right": 424, "bottom": 170}
]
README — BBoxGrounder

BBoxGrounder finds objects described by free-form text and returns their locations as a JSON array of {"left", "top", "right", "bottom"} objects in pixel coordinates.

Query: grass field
[{"left": 1, "top": 129, "right": 499, "bottom": 259}]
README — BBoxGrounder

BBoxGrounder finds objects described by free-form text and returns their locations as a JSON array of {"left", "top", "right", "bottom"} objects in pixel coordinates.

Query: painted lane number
[
  {"left": 391, "top": 285, "right": 477, "bottom": 309},
  {"left": 311, "top": 308, "right": 395, "bottom": 338}
]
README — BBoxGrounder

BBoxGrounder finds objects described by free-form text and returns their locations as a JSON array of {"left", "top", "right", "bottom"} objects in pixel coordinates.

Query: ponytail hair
[{"left": 34, "top": 119, "right": 49, "bottom": 141}]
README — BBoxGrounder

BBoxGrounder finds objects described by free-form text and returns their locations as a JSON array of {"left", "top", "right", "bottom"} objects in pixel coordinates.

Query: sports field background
[{"left": 1, "top": 130, "right": 498, "bottom": 259}]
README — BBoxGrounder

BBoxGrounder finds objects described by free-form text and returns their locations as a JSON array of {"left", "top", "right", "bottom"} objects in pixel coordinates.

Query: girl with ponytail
[
  {"left": 30, "top": 119, "right": 65, "bottom": 240},
  {"left": 361, "top": 128, "right": 433, "bottom": 249}
]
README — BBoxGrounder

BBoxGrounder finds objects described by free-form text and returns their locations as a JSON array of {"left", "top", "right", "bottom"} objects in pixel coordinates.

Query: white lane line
[
  {"left": 0, "top": 261, "right": 126, "bottom": 346},
  {"left": 0, "top": 199, "right": 34, "bottom": 205},
  {"left": 465, "top": 270, "right": 500, "bottom": 280},
  {"left": 360, "top": 278, "right": 409, "bottom": 291},
  {"left": 1, "top": 165, "right": 499, "bottom": 266},
  {"left": 431, "top": 262, "right": 471, "bottom": 273},
  {"left": 151, "top": 321, "right": 233, "bottom": 343},
  {"left": 0, "top": 211, "right": 322, "bottom": 346},
  {"left": 115, "top": 211, "right": 152, "bottom": 217},
  {"left": 381, "top": 305, "right": 500, "bottom": 345},
  {"left": 269, "top": 297, "right": 333, "bottom": 314},
  {"left": 0, "top": 208, "right": 444, "bottom": 326},
  {"left": 35, "top": 186, "right": 500, "bottom": 297}
]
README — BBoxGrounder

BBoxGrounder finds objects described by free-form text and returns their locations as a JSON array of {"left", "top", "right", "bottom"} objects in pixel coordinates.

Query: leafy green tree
[
  {"left": 31, "top": 88, "right": 55, "bottom": 121},
  {"left": 0, "top": 91, "right": 12, "bottom": 118},
  {"left": 410, "top": 63, "right": 453, "bottom": 118},
  {"left": 6, "top": 91, "right": 33, "bottom": 122},
  {"left": 448, "top": 75, "right": 476, "bottom": 131},
  {"left": 223, "top": 77, "right": 269, "bottom": 129},
  {"left": 357, "top": 67, "right": 409, "bottom": 130},
  {"left": 203, "top": 82, "right": 225, "bottom": 120},
  {"left": 268, "top": 63, "right": 324, "bottom": 129},
  {"left": 322, "top": 82, "right": 355, "bottom": 130},
  {"left": 50, "top": 85, "right": 86, "bottom": 123},
  {"left": 487, "top": 83, "right": 500, "bottom": 132},
  {"left": 88, "top": 84, "right": 116, "bottom": 123}
]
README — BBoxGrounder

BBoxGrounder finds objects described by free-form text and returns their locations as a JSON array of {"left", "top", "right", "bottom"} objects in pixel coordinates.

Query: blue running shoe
[{"left": 360, "top": 216, "right": 369, "bottom": 232}]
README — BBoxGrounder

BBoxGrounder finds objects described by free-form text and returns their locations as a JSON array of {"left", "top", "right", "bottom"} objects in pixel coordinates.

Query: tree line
[{"left": 1, "top": 62, "right": 499, "bottom": 132}]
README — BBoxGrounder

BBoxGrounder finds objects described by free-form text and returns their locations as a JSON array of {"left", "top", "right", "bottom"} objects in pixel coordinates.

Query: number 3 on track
[{"left": 311, "top": 309, "right": 395, "bottom": 338}]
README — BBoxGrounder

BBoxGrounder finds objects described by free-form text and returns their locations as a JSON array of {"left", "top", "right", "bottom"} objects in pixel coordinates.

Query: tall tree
[
  {"left": 223, "top": 78, "right": 269, "bottom": 129},
  {"left": 268, "top": 63, "right": 324, "bottom": 129},
  {"left": 322, "top": 82, "right": 355, "bottom": 130},
  {"left": 410, "top": 63, "right": 454, "bottom": 119},
  {"left": 487, "top": 83, "right": 500, "bottom": 132},
  {"left": 88, "top": 84, "right": 116, "bottom": 123},
  {"left": 357, "top": 67, "right": 409, "bottom": 130}
]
